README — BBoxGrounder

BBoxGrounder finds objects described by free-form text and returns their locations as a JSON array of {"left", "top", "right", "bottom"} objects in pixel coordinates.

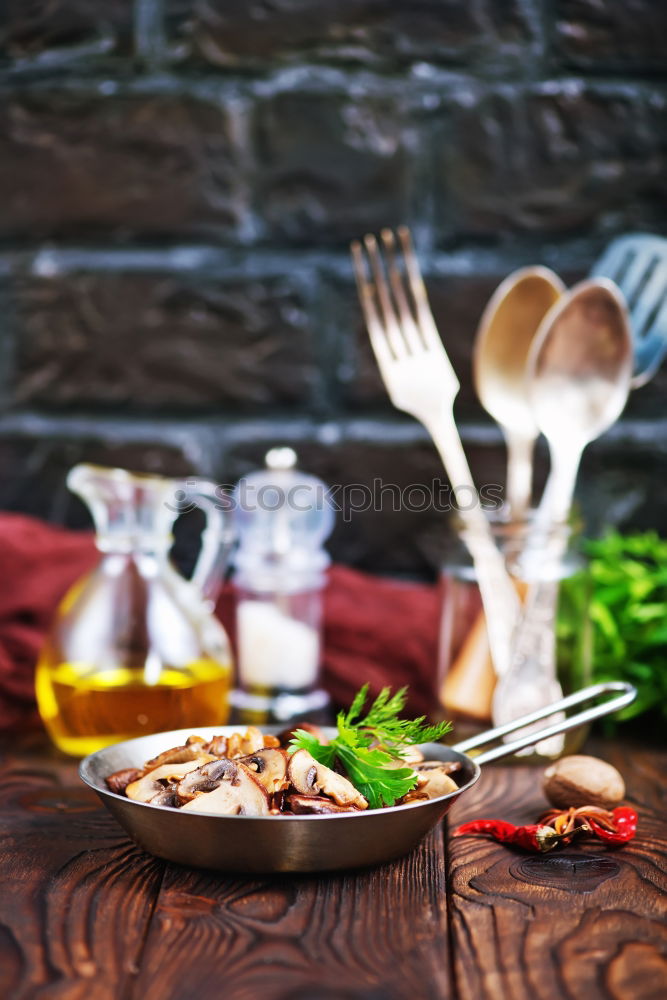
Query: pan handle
[{"left": 451, "top": 681, "right": 636, "bottom": 765}]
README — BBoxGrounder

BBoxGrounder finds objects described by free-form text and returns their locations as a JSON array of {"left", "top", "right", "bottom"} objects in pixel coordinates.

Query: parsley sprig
[
  {"left": 580, "top": 531, "right": 667, "bottom": 726},
  {"left": 289, "top": 685, "right": 452, "bottom": 809}
]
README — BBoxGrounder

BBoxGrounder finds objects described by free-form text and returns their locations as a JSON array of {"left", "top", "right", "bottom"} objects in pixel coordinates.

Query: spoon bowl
[
  {"left": 474, "top": 266, "right": 565, "bottom": 516},
  {"left": 527, "top": 277, "right": 633, "bottom": 521}
]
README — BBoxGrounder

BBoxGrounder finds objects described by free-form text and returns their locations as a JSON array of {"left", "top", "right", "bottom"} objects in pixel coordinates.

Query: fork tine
[
  {"left": 364, "top": 234, "right": 407, "bottom": 359},
  {"left": 350, "top": 240, "right": 393, "bottom": 373},
  {"left": 622, "top": 252, "right": 660, "bottom": 307},
  {"left": 380, "top": 228, "right": 424, "bottom": 354},
  {"left": 351, "top": 239, "right": 379, "bottom": 331},
  {"left": 593, "top": 234, "right": 667, "bottom": 288},
  {"left": 397, "top": 226, "right": 443, "bottom": 350},
  {"left": 631, "top": 260, "right": 667, "bottom": 337},
  {"left": 592, "top": 239, "right": 635, "bottom": 285}
]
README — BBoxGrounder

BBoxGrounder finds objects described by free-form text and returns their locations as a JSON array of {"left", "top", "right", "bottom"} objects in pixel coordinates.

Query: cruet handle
[{"left": 186, "top": 481, "right": 235, "bottom": 606}]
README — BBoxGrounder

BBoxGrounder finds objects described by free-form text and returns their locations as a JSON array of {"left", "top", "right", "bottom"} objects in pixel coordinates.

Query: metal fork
[
  {"left": 351, "top": 226, "right": 519, "bottom": 677},
  {"left": 591, "top": 232, "right": 667, "bottom": 387}
]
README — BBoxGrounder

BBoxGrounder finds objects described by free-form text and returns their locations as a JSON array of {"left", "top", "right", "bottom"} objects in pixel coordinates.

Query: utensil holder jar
[{"left": 436, "top": 515, "right": 592, "bottom": 753}]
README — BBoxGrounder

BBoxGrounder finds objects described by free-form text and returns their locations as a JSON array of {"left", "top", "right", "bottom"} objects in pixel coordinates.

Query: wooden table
[{"left": 1, "top": 733, "right": 665, "bottom": 1000}]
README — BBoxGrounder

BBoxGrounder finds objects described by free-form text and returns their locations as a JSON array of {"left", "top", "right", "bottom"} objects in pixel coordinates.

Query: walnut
[{"left": 542, "top": 755, "right": 625, "bottom": 809}]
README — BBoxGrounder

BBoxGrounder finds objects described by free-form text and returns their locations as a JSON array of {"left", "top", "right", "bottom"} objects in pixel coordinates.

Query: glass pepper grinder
[{"left": 230, "top": 447, "right": 334, "bottom": 724}]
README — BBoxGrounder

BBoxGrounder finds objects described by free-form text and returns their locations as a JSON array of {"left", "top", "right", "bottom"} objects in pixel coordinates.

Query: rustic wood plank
[
  {"left": 445, "top": 743, "right": 667, "bottom": 1000},
  {"left": 0, "top": 734, "right": 165, "bottom": 1000},
  {"left": 132, "top": 828, "right": 453, "bottom": 1000}
]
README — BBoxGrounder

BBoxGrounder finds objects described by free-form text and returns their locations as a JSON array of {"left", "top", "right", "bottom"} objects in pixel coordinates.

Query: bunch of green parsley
[
  {"left": 290, "top": 685, "right": 451, "bottom": 809},
  {"left": 583, "top": 531, "right": 667, "bottom": 725}
]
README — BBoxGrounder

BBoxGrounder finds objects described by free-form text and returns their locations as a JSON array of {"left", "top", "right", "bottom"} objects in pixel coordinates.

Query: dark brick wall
[{"left": 0, "top": 0, "right": 666, "bottom": 575}]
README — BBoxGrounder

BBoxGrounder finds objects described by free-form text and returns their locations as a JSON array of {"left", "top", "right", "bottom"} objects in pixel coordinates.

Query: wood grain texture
[
  {"left": 0, "top": 734, "right": 164, "bottom": 1000},
  {"left": 133, "top": 827, "right": 451, "bottom": 1000},
  {"left": 446, "top": 742, "right": 667, "bottom": 1000}
]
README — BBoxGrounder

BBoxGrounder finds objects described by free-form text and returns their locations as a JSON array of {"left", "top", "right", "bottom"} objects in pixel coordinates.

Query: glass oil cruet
[
  {"left": 230, "top": 447, "right": 334, "bottom": 724},
  {"left": 35, "top": 464, "right": 234, "bottom": 756}
]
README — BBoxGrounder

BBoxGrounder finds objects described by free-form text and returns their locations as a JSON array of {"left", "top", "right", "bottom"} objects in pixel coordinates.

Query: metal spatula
[{"left": 591, "top": 233, "right": 667, "bottom": 387}]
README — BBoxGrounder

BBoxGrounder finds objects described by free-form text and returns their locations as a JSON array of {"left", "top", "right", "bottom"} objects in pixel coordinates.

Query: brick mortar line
[
  {"left": 0, "top": 242, "right": 601, "bottom": 280},
  {"left": 0, "top": 412, "right": 664, "bottom": 450},
  {"left": 1, "top": 67, "right": 665, "bottom": 101}
]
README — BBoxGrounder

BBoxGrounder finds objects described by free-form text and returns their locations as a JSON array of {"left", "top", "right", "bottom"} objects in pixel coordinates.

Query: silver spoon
[
  {"left": 529, "top": 277, "right": 634, "bottom": 528},
  {"left": 492, "top": 278, "right": 633, "bottom": 753},
  {"left": 474, "top": 267, "right": 565, "bottom": 519}
]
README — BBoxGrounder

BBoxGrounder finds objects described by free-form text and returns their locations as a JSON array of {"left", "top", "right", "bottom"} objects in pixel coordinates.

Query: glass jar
[
  {"left": 232, "top": 582, "right": 330, "bottom": 723},
  {"left": 437, "top": 515, "right": 592, "bottom": 758},
  {"left": 229, "top": 448, "right": 333, "bottom": 724}
]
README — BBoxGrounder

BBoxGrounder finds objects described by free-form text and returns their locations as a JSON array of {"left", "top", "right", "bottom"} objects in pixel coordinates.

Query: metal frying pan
[{"left": 80, "top": 682, "right": 635, "bottom": 874}]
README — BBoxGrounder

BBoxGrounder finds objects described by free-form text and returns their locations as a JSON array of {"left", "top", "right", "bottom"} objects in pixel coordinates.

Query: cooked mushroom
[
  {"left": 229, "top": 726, "right": 264, "bottom": 757},
  {"left": 277, "top": 721, "right": 328, "bottom": 748},
  {"left": 401, "top": 761, "right": 459, "bottom": 803},
  {"left": 287, "top": 794, "right": 362, "bottom": 815},
  {"left": 125, "top": 761, "right": 208, "bottom": 803},
  {"left": 287, "top": 749, "right": 368, "bottom": 810},
  {"left": 201, "top": 734, "right": 229, "bottom": 756},
  {"left": 202, "top": 727, "right": 280, "bottom": 759},
  {"left": 144, "top": 742, "right": 212, "bottom": 771},
  {"left": 425, "top": 759, "right": 461, "bottom": 775},
  {"left": 177, "top": 758, "right": 239, "bottom": 801},
  {"left": 238, "top": 748, "right": 289, "bottom": 794},
  {"left": 398, "top": 790, "right": 429, "bottom": 804},
  {"left": 105, "top": 767, "right": 144, "bottom": 795},
  {"left": 147, "top": 787, "right": 181, "bottom": 807},
  {"left": 179, "top": 760, "right": 270, "bottom": 816},
  {"left": 382, "top": 747, "right": 425, "bottom": 768}
]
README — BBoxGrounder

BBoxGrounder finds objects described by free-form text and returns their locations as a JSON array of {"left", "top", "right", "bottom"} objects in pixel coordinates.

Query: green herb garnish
[
  {"left": 289, "top": 685, "right": 452, "bottom": 809},
  {"left": 585, "top": 531, "right": 667, "bottom": 725}
]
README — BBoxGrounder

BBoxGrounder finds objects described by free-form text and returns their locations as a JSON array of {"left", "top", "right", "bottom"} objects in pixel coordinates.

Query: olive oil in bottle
[
  {"left": 35, "top": 464, "right": 235, "bottom": 756},
  {"left": 36, "top": 658, "right": 232, "bottom": 757}
]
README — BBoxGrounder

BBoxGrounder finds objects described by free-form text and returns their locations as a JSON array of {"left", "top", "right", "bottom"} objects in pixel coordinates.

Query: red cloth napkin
[{"left": 0, "top": 513, "right": 440, "bottom": 732}]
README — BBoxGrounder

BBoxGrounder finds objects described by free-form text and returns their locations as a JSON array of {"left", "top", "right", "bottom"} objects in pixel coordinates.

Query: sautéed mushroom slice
[
  {"left": 399, "top": 761, "right": 461, "bottom": 803},
  {"left": 287, "top": 749, "right": 368, "bottom": 810},
  {"left": 179, "top": 760, "right": 270, "bottom": 816},
  {"left": 125, "top": 760, "right": 211, "bottom": 803},
  {"left": 237, "top": 748, "right": 289, "bottom": 794}
]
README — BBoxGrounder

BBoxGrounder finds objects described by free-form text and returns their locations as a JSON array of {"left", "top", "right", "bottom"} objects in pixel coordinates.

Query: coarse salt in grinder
[{"left": 230, "top": 447, "right": 334, "bottom": 723}]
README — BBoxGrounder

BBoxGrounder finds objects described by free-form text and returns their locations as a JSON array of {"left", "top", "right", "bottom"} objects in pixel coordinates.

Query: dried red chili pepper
[
  {"left": 455, "top": 805, "right": 638, "bottom": 854},
  {"left": 453, "top": 819, "right": 563, "bottom": 852},
  {"left": 586, "top": 806, "right": 638, "bottom": 844},
  {"left": 538, "top": 804, "right": 638, "bottom": 846}
]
